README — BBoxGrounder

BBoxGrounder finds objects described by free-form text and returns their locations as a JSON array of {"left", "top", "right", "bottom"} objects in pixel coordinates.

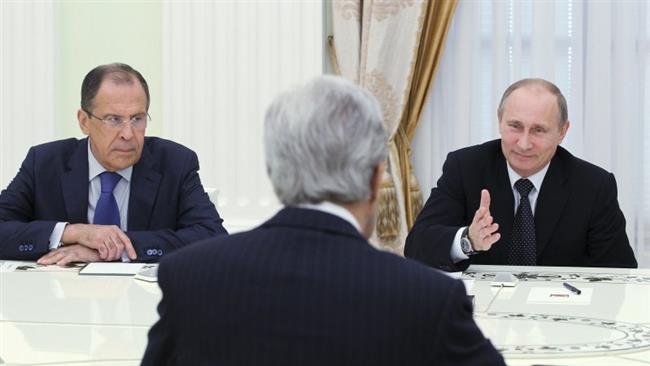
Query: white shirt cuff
[
  {"left": 450, "top": 226, "right": 469, "bottom": 263},
  {"left": 120, "top": 251, "right": 131, "bottom": 263},
  {"left": 48, "top": 222, "right": 68, "bottom": 250}
]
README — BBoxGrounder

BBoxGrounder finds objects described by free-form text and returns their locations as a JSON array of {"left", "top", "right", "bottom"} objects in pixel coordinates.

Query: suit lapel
[
  {"left": 535, "top": 153, "right": 569, "bottom": 255},
  {"left": 128, "top": 143, "right": 162, "bottom": 230},
  {"left": 485, "top": 152, "right": 515, "bottom": 260},
  {"left": 61, "top": 139, "right": 90, "bottom": 224}
]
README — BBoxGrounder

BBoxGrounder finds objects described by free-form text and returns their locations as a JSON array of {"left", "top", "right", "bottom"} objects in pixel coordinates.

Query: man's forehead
[
  {"left": 510, "top": 84, "right": 555, "bottom": 100},
  {"left": 95, "top": 76, "right": 145, "bottom": 95},
  {"left": 504, "top": 87, "right": 558, "bottom": 111},
  {"left": 102, "top": 71, "right": 136, "bottom": 85}
]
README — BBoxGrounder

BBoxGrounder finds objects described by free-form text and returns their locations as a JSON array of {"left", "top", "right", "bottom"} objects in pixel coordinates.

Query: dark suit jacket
[
  {"left": 0, "top": 137, "right": 227, "bottom": 261},
  {"left": 405, "top": 139, "right": 637, "bottom": 271},
  {"left": 141, "top": 207, "right": 504, "bottom": 366}
]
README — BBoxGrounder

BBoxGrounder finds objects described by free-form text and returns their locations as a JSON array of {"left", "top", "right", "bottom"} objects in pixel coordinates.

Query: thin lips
[{"left": 512, "top": 151, "right": 534, "bottom": 158}]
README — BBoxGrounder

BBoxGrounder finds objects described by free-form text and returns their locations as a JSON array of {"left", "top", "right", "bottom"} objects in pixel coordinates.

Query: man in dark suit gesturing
[
  {"left": 0, "top": 63, "right": 227, "bottom": 265},
  {"left": 406, "top": 78, "right": 637, "bottom": 271},
  {"left": 141, "top": 76, "right": 504, "bottom": 366}
]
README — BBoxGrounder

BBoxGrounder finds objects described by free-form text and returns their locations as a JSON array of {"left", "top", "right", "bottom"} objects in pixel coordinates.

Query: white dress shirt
[{"left": 297, "top": 201, "right": 363, "bottom": 234}]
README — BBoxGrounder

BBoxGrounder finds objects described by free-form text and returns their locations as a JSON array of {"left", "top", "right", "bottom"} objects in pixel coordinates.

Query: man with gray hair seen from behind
[{"left": 141, "top": 75, "right": 505, "bottom": 366}]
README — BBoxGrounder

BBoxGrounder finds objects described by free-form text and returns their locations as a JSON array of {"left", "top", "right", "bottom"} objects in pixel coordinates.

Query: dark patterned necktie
[
  {"left": 94, "top": 172, "right": 121, "bottom": 226},
  {"left": 508, "top": 178, "right": 536, "bottom": 265}
]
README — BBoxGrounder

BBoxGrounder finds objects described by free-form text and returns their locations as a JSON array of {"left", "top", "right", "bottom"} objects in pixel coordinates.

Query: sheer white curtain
[
  {"left": 162, "top": 1, "right": 323, "bottom": 233},
  {"left": 0, "top": 2, "right": 55, "bottom": 187},
  {"left": 413, "top": 0, "right": 650, "bottom": 267}
]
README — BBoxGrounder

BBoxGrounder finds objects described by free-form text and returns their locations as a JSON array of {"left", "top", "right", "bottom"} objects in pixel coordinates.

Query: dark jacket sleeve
[
  {"left": 586, "top": 173, "right": 637, "bottom": 268},
  {"left": 0, "top": 147, "right": 57, "bottom": 260},
  {"left": 126, "top": 150, "right": 227, "bottom": 262},
  {"left": 141, "top": 260, "right": 177, "bottom": 365},
  {"left": 435, "top": 280, "right": 506, "bottom": 366},
  {"left": 405, "top": 152, "right": 471, "bottom": 272}
]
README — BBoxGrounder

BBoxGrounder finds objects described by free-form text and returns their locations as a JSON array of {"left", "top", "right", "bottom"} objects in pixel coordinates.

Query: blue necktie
[
  {"left": 94, "top": 172, "right": 121, "bottom": 226},
  {"left": 508, "top": 178, "right": 536, "bottom": 265}
]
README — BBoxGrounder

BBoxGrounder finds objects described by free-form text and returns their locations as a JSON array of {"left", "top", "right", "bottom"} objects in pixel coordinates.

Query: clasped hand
[{"left": 37, "top": 224, "right": 137, "bottom": 266}]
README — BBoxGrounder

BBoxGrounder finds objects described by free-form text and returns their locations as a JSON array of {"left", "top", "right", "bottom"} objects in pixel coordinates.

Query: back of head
[{"left": 264, "top": 75, "right": 387, "bottom": 205}]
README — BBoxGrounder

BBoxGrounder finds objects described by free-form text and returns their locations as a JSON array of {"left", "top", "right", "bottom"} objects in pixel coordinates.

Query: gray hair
[
  {"left": 497, "top": 78, "right": 568, "bottom": 127},
  {"left": 81, "top": 63, "right": 150, "bottom": 112},
  {"left": 264, "top": 75, "right": 388, "bottom": 205}
]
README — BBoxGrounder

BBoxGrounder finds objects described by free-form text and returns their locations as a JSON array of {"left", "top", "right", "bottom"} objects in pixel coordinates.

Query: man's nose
[
  {"left": 118, "top": 121, "right": 135, "bottom": 139},
  {"left": 517, "top": 131, "right": 532, "bottom": 150}
]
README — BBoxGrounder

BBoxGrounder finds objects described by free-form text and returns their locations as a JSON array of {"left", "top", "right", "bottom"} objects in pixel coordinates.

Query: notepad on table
[{"left": 79, "top": 262, "right": 146, "bottom": 276}]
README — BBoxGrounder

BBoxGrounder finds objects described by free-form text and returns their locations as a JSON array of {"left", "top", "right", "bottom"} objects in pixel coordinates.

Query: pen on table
[{"left": 563, "top": 282, "right": 581, "bottom": 295}]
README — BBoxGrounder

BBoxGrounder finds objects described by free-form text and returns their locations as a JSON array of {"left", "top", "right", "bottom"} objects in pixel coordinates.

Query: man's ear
[
  {"left": 369, "top": 161, "right": 386, "bottom": 204},
  {"left": 559, "top": 120, "right": 570, "bottom": 143},
  {"left": 78, "top": 109, "right": 90, "bottom": 136}
]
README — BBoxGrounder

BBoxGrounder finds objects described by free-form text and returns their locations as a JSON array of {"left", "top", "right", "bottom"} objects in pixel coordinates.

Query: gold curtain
[
  {"left": 396, "top": 0, "right": 457, "bottom": 228},
  {"left": 329, "top": 0, "right": 458, "bottom": 253}
]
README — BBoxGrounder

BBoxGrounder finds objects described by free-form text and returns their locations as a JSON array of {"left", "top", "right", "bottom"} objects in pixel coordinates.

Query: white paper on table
[
  {"left": 527, "top": 286, "right": 593, "bottom": 305},
  {"left": 0, "top": 261, "right": 27, "bottom": 272},
  {"left": 79, "top": 262, "right": 146, "bottom": 276},
  {"left": 0, "top": 260, "right": 82, "bottom": 272}
]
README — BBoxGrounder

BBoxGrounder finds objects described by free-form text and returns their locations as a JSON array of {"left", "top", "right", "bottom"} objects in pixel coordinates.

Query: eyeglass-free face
[
  {"left": 78, "top": 80, "right": 148, "bottom": 172},
  {"left": 498, "top": 86, "right": 569, "bottom": 178}
]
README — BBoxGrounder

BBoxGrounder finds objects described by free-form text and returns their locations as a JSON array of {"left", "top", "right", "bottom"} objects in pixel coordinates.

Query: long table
[
  {"left": 0, "top": 262, "right": 160, "bottom": 365},
  {"left": 1, "top": 261, "right": 649, "bottom": 365},
  {"left": 466, "top": 265, "right": 650, "bottom": 365}
]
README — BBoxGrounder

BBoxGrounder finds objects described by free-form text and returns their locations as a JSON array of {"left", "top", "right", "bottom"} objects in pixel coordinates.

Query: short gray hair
[
  {"left": 497, "top": 78, "right": 568, "bottom": 127},
  {"left": 264, "top": 75, "right": 388, "bottom": 205}
]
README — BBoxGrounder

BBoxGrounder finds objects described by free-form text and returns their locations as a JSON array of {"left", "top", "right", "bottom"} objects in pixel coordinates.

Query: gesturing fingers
[
  {"left": 469, "top": 189, "right": 500, "bottom": 252},
  {"left": 472, "top": 206, "right": 489, "bottom": 225},
  {"left": 480, "top": 189, "right": 491, "bottom": 210},
  {"left": 479, "top": 222, "right": 498, "bottom": 238},
  {"left": 481, "top": 231, "right": 501, "bottom": 248}
]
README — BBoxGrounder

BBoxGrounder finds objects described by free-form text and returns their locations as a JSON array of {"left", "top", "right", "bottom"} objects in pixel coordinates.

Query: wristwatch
[{"left": 460, "top": 227, "right": 477, "bottom": 256}]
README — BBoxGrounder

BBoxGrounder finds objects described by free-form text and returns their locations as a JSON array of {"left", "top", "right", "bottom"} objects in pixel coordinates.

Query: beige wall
[
  {"left": 54, "top": 1, "right": 162, "bottom": 138},
  {"left": 1, "top": 1, "right": 324, "bottom": 234}
]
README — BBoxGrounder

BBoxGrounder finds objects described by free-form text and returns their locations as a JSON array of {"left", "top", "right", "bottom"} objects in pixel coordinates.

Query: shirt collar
[
  {"left": 506, "top": 161, "right": 549, "bottom": 193},
  {"left": 87, "top": 140, "right": 133, "bottom": 182},
  {"left": 296, "top": 201, "right": 362, "bottom": 234}
]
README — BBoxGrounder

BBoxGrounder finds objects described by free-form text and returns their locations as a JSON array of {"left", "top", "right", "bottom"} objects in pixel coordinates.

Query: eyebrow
[
  {"left": 505, "top": 120, "right": 551, "bottom": 130},
  {"left": 102, "top": 112, "right": 147, "bottom": 118}
]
